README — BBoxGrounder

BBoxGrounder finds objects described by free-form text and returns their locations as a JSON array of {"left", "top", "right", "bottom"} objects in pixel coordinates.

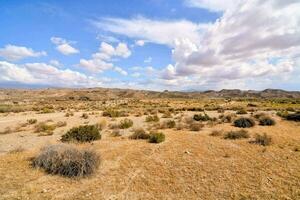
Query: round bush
[
  {"left": 193, "top": 113, "right": 211, "bottom": 121},
  {"left": 259, "top": 117, "right": 276, "bottom": 126},
  {"left": 32, "top": 144, "right": 100, "bottom": 177},
  {"left": 119, "top": 118, "right": 133, "bottom": 129},
  {"left": 149, "top": 132, "right": 165, "bottom": 143},
  {"left": 61, "top": 125, "right": 101, "bottom": 142},
  {"left": 233, "top": 117, "right": 255, "bottom": 128}
]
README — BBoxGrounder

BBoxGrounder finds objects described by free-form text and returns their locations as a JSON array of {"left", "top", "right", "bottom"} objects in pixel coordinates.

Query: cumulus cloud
[
  {"left": 0, "top": 61, "right": 101, "bottom": 87},
  {"left": 93, "top": 16, "right": 206, "bottom": 47},
  {"left": 78, "top": 42, "right": 131, "bottom": 73},
  {"left": 50, "top": 37, "right": 79, "bottom": 55},
  {"left": 0, "top": 44, "right": 46, "bottom": 61},
  {"left": 114, "top": 67, "right": 128, "bottom": 76}
]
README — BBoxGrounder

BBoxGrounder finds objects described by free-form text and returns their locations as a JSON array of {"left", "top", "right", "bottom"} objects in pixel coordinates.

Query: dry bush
[
  {"left": 253, "top": 112, "right": 268, "bottom": 119},
  {"left": 34, "top": 122, "right": 56, "bottom": 134},
  {"left": 259, "top": 117, "right": 276, "bottom": 126},
  {"left": 210, "top": 130, "right": 223, "bottom": 137},
  {"left": 119, "top": 118, "right": 133, "bottom": 129},
  {"left": 0, "top": 127, "right": 12, "bottom": 135},
  {"left": 56, "top": 121, "right": 67, "bottom": 127},
  {"left": 111, "top": 129, "right": 121, "bottom": 137},
  {"left": 233, "top": 117, "right": 255, "bottom": 128},
  {"left": 8, "top": 146, "right": 25, "bottom": 154},
  {"left": 81, "top": 113, "right": 89, "bottom": 119},
  {"left": 65, "top": 112, "right": 74, "bottom": 117},
  {"left": 253, "top": 133, "right": 272, "bottom": 146},
  {"left": 189, "top": 122, "right": 204, "bottom": 131},
  {"left": 61, "top": 125, "right": 101, "bottom": 142},
  {"left": 145, "top": 115, "right": 160, "bottom": 123},
  {"left": 96, "top": 119, "right": 107, "bottom": 130},
  {"left": 27, "top": 119, "right": 37, "bottom": 124},
  {"left": 161, "top": 112, "right": 172, "bottom": 118},
  {"left": 193, "top": 113, "right": 211, "bottom": 121},
  {"left": 219, "top": 113, "right": 237, "bottom": 123},
  {"left": 160, "top": 120, "right": 176, "bottom": 129},
  {"left": 236, "top": 109, "right": 248, "bottom": 115},
  {"left": 32, "top": 144, "right": 100, "bottom": 177},
  {"left": 129, "top": 128, "right": 150, "bottom": 140},
  {"left": 149, "top": 132, "right": 165, "bottom": 143},
  {"left": 224, "top": 130, "right": 249, "bottom": 140}
]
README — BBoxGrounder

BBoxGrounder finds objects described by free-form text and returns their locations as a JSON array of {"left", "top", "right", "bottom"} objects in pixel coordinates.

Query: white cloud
[
  {"left": 0, "top": 44, "right": 46, "bottom": 61},
  {"left": 114, "top": 67, "right": 128, "bottom": 76},
  {"left": 50, "top": 37, "right": 79, "bottom": 55},
  {"left": 135, "top": 40, "right": 146, "bottom": 46},
  {"left": 131, "top": 72, "right": 141, "bottom": 78},
  {"left": 0, "top": 61, "right": 101, "bottom": 87},
  {"left": 49, "top": 59, "right": 63, "bottom": 67},
  {"left": 93, "top": 16, "right": 206, "bottom": 47},
  {"left": 78, "top": 42, "right": 131, "bottom": 73},
  {"left": 96, "top": 34, "right": 120, "bottom": 43},
  {"left": 184, "top": 0, "right": 238, "bottom": 12}
]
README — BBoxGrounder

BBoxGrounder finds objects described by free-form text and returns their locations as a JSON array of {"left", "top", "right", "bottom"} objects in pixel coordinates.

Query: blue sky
[{"left": 0, "top": 0, "right": 300, "bottom": 91}]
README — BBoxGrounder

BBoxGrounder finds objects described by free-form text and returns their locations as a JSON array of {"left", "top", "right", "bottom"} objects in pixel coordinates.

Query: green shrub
[
  {"left": 119, "top": 118, "right": 133, "bottom": 129},
  {"left": 149, "top": 132, "right": 165, "bottom": 143},
  {"left": 259, "top": 117, "right": 276, "bottom": 126},
  {"left": 276, "top": 111, "right": 289, "bottom": 118},
  {"left": 233, "top": 117, "right": 255, "bottom": 128},
  {"left": 253, "top": 133, "right": 272, "bottom": 146},
  {"left": 145, "top": 115, "right": 160, "bottom": 122},
  {"left": 32, "top": 144, "right": 100, "bottom": 177},
  {"left": 27, "top": 119, "right": 37, "bottom": 124},
  {"left": 224, "top": 130, "right": 249, "bottom": 139},
  {"left": 129, "top": 128, "right": 150, "bottom": 140},
  {"left": 102, "top": 109, "right": 126, "bottom": 118},
  {"left": 61, "top": 125, "right": 101, "bottom": 142},
  {"left": 34, "top": 122, "right": 56, "bottom": 133},
  {"left": 193, "top": 113, "right": 211, "bottom": 121},
  {"left": 285, "top": 113, "right": 300, "bottom": 122}
]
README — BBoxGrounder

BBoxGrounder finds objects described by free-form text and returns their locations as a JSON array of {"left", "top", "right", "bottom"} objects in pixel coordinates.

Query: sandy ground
[{"left": 0, "top": 111, "right": 299, "bottom": 199}]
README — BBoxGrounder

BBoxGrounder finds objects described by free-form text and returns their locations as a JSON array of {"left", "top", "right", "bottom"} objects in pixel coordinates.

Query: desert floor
[{"left": 0, "top": 111, "right": 299, "bottom": 200}]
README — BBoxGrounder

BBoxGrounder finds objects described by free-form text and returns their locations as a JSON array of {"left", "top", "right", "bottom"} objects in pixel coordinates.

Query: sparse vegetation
[
  {"left": 129, "top": 128, "right": 150, "bottom": 139},
  {"left": 61, "top": 125, "right": 101, "bottom": 142},
  {"left": 210, "top": 130, "right": 223, "bottom": 137},
  {"left": 32, "top": 144, "right": 100, "bottom": 177},
  {"left": 34, "top": 122, "right": 56, "bottom": 134},
  {"left": 149, "top": 132, "right": 165, "bottom": 143},
  {"left": 189, "top": 122, "right": 203, "bottom": 131},
  {"left": 145, "top": 115, "right": 160, "bottom": 122},
  {"left": 234, "top": 117, "right": 255, "bottom": 128},
  {"left": 253, "top": 133, "right": 272, "bottom": 146},
  {"left": 259, "top": 117, "right": 276, "bottom": 126},
  {"left": 81, "top": 113, "right": 89, "bottom": 119},
  {"left": 119, "top": 118, "right": 133, "bottom": 129},
  {"left": 27, "top": 119, "right": 37, "bottom": 124},
  {"left": 224, "top": 130, "right": 249, "bottom": 139},
  {"left": 236, "top": 109, "right": 247, "bottom": 115},
  {"left": 193, "top": 113, "right": 211, "bottom": 121}
]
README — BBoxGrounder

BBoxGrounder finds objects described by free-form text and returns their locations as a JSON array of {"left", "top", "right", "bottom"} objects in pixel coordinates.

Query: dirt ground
[{"left": 0, "top": 111, "right": 300, "bottom": 200}]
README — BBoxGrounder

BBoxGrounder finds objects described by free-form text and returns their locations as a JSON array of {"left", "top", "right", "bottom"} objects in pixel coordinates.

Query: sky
[{"left": 0, "top": 0, "right": 300, "bottom": 91}]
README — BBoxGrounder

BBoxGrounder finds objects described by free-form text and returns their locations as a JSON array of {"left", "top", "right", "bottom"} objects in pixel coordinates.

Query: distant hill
[{"left": 1, "top": 88, "right": 300, "bottom": 101}]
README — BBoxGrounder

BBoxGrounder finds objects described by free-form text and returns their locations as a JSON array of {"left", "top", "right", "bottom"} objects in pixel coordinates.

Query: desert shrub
[
  {"left": 236, "top": 109, "right": 247, "bottom": 115},
  {"left": 61, "top": 125, "right": 101, "bottom": 142},
  {"left": 285, "top": 113, "right": 300, "bottom": 122},
  {"left": 276, "top": 111, "right": 289, "bottom": 118},
  {"left": 176, "top": 123, "right": 186, "bottom": 130},
  {"left": 56, "top": 121, "right": 67, "bottom": 127},
  {"left": 111, "top": 129, "right": 121, "bottom": 137},
  {"left": 81, "top": 113, "right": 89, "bottom": 119},
  {"left": 253, "top": 133, "right": 272, "bottom": 146},
  {"left": 32, "top": 144, "right": 100, "bottom": 177},
  {"left": 119, "top": 118, "right": 133, "bottom": 129},
  {"left": 161, "top": 120, "right": 176, "bottom": 129},
  {"left": 65, "top": 112, "right": 74, "bottom": 117},
  {"left": 145, "top": 115, "right": 160, "bottom": 122},
  {"left": 41, "top": 107, "right": 54, "bottom": 114},
  {"left": 233, "top": 117, "right": 255, "bottom": 128},
  {"left": 259, "top": 117, "right": 276, "bottom": 126},
  {"left": 193, "top": 113, "right": 211, "bottom": 121},
  {"left": 96, "top": 119, "right": 107, "bottom": 130},
  {"left": 149, "top": 132, "right": 165, "bottom": 143},
  {"left": 210, "top": 130, "right": 223, "bottom": 137},
  {"left": 253, "top": 112, "right": 268, "bottom": 119},
  {"left": 102, "top": 109, "right": 126, "bottom": 118},
  {"left": 34, "top": 122, "right": 56, "bottom": 133},
  {"left": 0, "top": 127, "right": 12, "bottom": 135},
  {"left": 224, "top": 130, "right": 249, "bottom": 139},
  {"left": 189, "top": 122, "right": 204, "bottom": 131},
  {"left": 161, "top": 112, "right": 172, "bottom": 118},
  {"left": 27, "top": 119, "right": 37, "bottom": 124},
  {"left": 219, "top": 113, "right": 236, "bottom": 123},
  {"left": 129, "top": 128, "right": 150, "bottom": 140}
]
